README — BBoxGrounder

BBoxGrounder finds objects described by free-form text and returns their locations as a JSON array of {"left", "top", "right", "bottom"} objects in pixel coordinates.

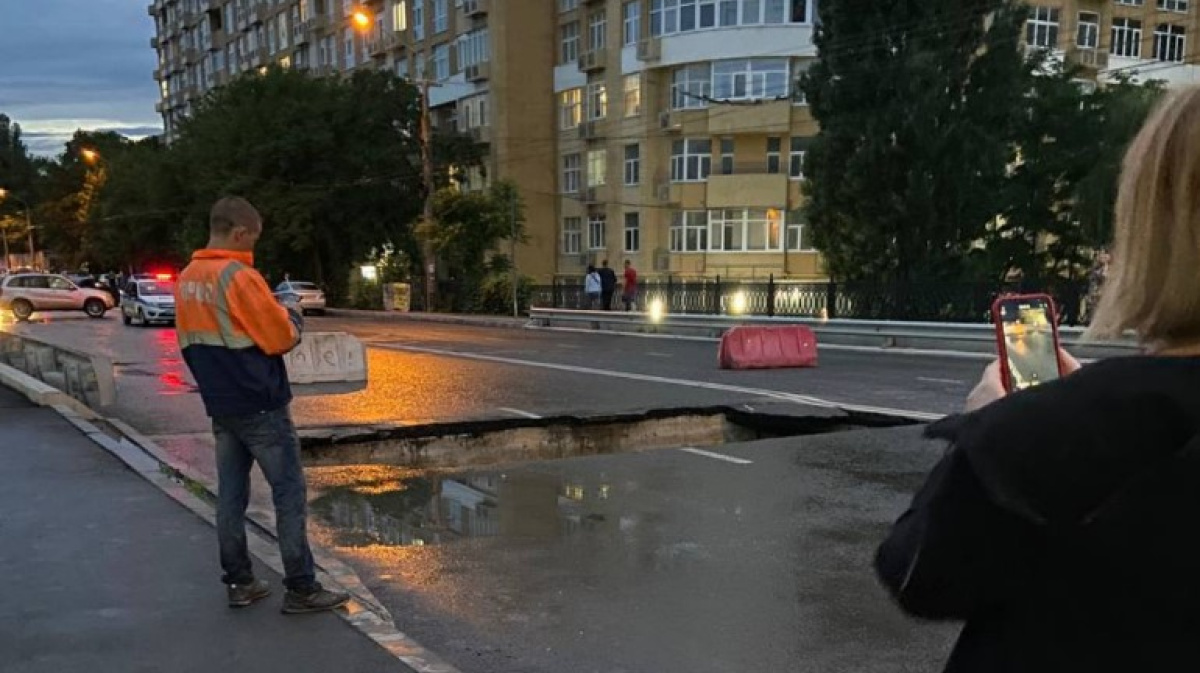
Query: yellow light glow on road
[
  {"left": 730, "top": 292, "right": 748, "bottom": 315},
  {"left": 649, "top": 298, "right": 665, "bottom": 322}
]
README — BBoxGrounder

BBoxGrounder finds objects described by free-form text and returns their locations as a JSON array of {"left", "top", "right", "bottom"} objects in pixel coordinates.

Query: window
[
  {"left": 623, "top": 1, "right": 641, "bottom": 45},
  {"left": 1154, "top": 24, "right": 1186, "bottom": 62},
  {"left": 1025, "top": 6, "right": 1059, "bottom": 49},
  {"left": 433, "top": 0, "right": 447, "bottom": 32},
  {"left": 459, "top": 94, "right": 489, "bottom": 130},
  {"left": 719, "top": 137, "right": 734, "bottom": 175},
  {"left": 791, "top": 60, "right": 810, "bottom": 105},
  {"left": 789, "top": 137, "right": 807, "bottom": 180},
  {"left": 712, "top": 59, "right": 789, "bottom": 101},
  {"left": 1111, "top": 18, "right": 1143, "bottom": 58},
  {"left": 1159, "top": 0, "right": 1189, "bottom": 12},
  {"left": 563, "top": 217, "right": 583, "bottom": 254},
  {"left": 396, "top": 57, "right": 409, "bottom": 78},
  {"left": 413, "top": 0, "right": 425, "bottom": 39},
  {"left": 653, "top": 0, "right": 806, "bottom": 34},
  {"left": 393, "top": 1, "right": 408, "bottom": 31},
  {"left": 710, "top": 208, "right": 779, "bottom": 251},
  {"left": 624, "top": 212, "right": 641, "bottom": 253},
  {"left": 560, "top": 88, "right": 583, "bottom": 128},
  {"left": 623, "top": 74, "right": 641, "bottom": 116},
  {"left": 458, "top": 28, "right": 489, "bottom": 68},
  {"left": 588, "top": 81, "right": 607, "bottom": 119},
  {"left": 433, "top": 44, "right": 449, "bottom": 79},
  {"left": 588, "top": 215, "right": 607, "bottom": 250},
  {"left": 624, "top": 144, "right": 641, "bottom": 185},
  {"left": 344, "top": 30, "right": 356, "bottom": 68},
  {"left": 587, "top": 149, "right": 608, "bottom": 187},
  {"left": 1077, "top": 12, "right": 1099, "bottom": 49},
  {"left": 561, "top": 0, "right": 580, "bottom": 10},
  {"left": 561, "top": 22, "right": 581, "bottom": 63},
  {"left": 766, "top": 137, "right": 781, "bottom": 174},
  {"left": 671, "top": 138, "right": 712, "bottom": 182},
  {"left": 671, "top": 64, "right": 711, "bottom": 109},
  {"left": 1116, "top": 0, "right": 1144, "bottom": 4},
  {"left": 669, "top": 211, "right": 709, "bottom": 252},
  {"left": 589, "top": 11, "right": 607, "bottom": 51},
  {"left": 562, "top": 153, "right": 582, "bottom": 193},
  {"left": 786, "top": 210, "right": 814, "bottom": 251}
]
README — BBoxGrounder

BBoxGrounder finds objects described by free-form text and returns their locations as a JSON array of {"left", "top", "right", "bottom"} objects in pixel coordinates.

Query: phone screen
[{"left": 997, "top": 297, "right": 1061, "bottom": 391}]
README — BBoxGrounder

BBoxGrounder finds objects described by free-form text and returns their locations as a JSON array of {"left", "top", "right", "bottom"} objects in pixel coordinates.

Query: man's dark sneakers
[
  {"left": 281, "top": 585, "right": 351, "bottom": 614},
  {"left": 227, "top": 579, "right": 272, "bottom": 608}
]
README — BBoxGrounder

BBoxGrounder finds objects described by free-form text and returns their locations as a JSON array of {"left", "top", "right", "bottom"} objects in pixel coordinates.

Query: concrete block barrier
[{"left": 285, "top": 332, "right": 368, "bottom": 384}]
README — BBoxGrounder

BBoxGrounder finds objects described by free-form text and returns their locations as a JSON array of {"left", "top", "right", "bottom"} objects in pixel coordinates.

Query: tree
[
  {"left": 802, "top": 0, "right": 1030, "bottom": 283},
  {"left": 430, "top": 180, "right": 526, "bottom": 312},
  {"left": 169, "top": 67, "right": 425, "bottom": 301}
]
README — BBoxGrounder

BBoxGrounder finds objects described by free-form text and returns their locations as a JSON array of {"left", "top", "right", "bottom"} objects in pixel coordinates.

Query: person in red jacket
[
  {"left": 175, "top": 196, "right": 348, "bottom": 614},
  {"left": 621, "top": 260, "right": 638, "bottom": 312}
]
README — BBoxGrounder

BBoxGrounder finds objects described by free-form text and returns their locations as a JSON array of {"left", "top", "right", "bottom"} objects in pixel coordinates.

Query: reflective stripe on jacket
[{"left": 175, "top": 248, "right": 302, "bottom": 417}]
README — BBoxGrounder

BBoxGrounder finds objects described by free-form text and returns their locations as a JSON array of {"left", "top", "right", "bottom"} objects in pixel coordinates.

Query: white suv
[{"left": 0, "top": 273, "right": 115, "bottom": 321}]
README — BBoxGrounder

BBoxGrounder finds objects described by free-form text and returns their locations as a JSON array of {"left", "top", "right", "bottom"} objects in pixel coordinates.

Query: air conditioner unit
[
  {"left": 636, "top": 38, "right": 661, "bottom": 62},
  {"left": 578, "top": 50, "right": 604, "bottom": 72},
  {"left": 578, "top": 120, "right": 597, "bottom": 139},
  {"left": 653, "top": 249, "right": 671, "bottom": 272},
  {"left": 659, "top": 111, "right": 679, "bottom": 132},
  {"left": 655, "top": 182, "right": 673, "bottom": 202},
  {"left": 465, "top": 64, "right": 479, "bottom": 80}
]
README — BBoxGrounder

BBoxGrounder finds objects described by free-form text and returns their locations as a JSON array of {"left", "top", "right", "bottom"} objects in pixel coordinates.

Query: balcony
[
  {"left": 1066, "top": 46, "right": 1108, "bottom": 70},
  {"left": 303, "top": 15, "right": 329, "bottom": 36},
  {"left": 463, "top": 0, "right": 489, "bottom": 16},
  {"left": 708, "top": 99, "right": 791, "bottom": 135},
  {"left": 577, "top": 120, "right": 601, "bottom": 140},
  {"left": 581, "top": 186, "right": 602, "bottom": 204},
  {"left": 636, "top": 38, "right": 661, "bottom": 62},
  {"left": 706, "top": 168, "right": 789, "bottom": 208},
  {"left": 577, "top": 48, "right": 606, "bottom": 72},
  {"left": 464, "top": 61, "right": 491, "bottom": 82}
]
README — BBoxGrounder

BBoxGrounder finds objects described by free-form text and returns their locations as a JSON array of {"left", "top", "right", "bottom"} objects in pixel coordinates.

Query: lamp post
[{"left": 0, "top": 188, "right": 34, "bottom": 270}]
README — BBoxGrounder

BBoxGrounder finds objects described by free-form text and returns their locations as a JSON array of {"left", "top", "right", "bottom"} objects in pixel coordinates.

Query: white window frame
[
  {"left": 1158, "top": 0, "right": 1189, "bottom": 12},
  {"left": 433, "top": 44, "right": 450, "bottom": 80},
  {"left": 588, "top": 215, "right": 607, "bottom": 250},
  {"left": 1025, "top": 6, "right": 1060, "bottom": 49},
  {"left": 624, "top": 212, "right": 641, "bottom": 253},
  {"left": 433, "top": 0, "right": 448, "bottom": 33},
  {"left": 766, "top": 137, "right": 782, "bottom": 174},
  {"left": 588, "top": 81, "right": 608, "bottom": 120},
  {"left": 719, "top": 137, "right": 734, "bottom": 175},
  {"left": 393, "top": 1, "right": 408, "bottom": 31},
  {"left": 457, "top": 28, "right": 489, "bottom": 68},
  {"left": 589, "top": 11, "right": 607, "bottom": 51},
  {"left": 561, "top": 21, "right": 581, "bottom": 64},
  {"left": 712, "top": 58, "right": 789, "bottom": 102},
  {"left": 652, "top": 0, "right": 806, "bottom": 35},
  {"left": 560, "top": 88, "right": 583, "bottom": 129},
  {"left": 789, "top": 137, "right": 806, "bottom": 180},
  {"left": 671, "top": 64, "right": 711, "bottom": 109},
  {"left": 624, "top": 144, "right": 641, "bottom": 186},
  {"left": 669, "top": 211, "right": 709, "bottom": 252},
  {"left": 561, "top": 0, "right": 580, "bottom": 11},
  {"left": 562, "top": 153, "right": 582, "bottom": 193},
  {"left": 1111, "top": 18, "right": 1143, "bottom": 58},
  {"left": 786, "top": 210, "right": 815, "bottom": 251},
  {"left": 623, "top": 1, "right": 641, "bottom": 45},
  {"left": 623, "top": 74, "right": 641, "bottom": 116},
  {"left": 413, "top": 0, "right": 425, "bottom": 40},
  {"left": 563, "top": 217, "right": 583, "bottom": 254},
  {"left": 587, "top": 149, "right": 608, "bottom": 187},
  {"left": 709, "top": 208, "right": 779, "bottom": 252},
  {"left": 670, "top": 138, "right": 712, "bottom": 182},
  {"left": 1077, "top": 11, "right": 1100, "bottom": 49},
  {"left": 1154, "top": 23, "right": 1186, "bottom": 62}
]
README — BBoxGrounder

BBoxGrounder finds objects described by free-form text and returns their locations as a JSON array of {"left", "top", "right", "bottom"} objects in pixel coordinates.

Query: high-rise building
[{"left": 148, "top": 0, "right": 1200, "bottom": 283}]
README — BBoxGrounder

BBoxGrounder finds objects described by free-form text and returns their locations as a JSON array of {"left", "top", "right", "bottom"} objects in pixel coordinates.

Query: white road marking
[
  {"left": 498, "top": 407, "right": 542, "bottom": 420},
  {"left": 916, "top": 377, "right": 965, "bottom": 385},
  {"left": 679, "top": 447, "right": 754, "bottom": 465},
  {"left": 376, "top": 343, "right": 946, "bottom": 422},
  {"left": 645, "top": 352, "right": 673, "bottom": 358}
]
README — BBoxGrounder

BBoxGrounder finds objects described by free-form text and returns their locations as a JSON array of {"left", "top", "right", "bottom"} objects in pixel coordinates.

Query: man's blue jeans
[{"left": 212, "top": 406, "right": 315, "bottom": 592}]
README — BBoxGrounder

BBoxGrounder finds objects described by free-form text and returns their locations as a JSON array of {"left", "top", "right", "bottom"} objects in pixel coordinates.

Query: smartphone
[{"left": 991, "top": 293, "right": 1065, "bottom": 393}]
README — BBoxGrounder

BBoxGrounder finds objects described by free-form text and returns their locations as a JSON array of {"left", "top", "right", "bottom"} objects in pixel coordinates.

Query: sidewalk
[{"left": 0, "top": 384, "right": 411, "bottom": 673}]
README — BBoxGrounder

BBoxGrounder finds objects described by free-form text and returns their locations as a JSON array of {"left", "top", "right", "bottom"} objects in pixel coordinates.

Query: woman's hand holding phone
[{"left": 966, "top": 349, "right": 1081, "bottom": 412}]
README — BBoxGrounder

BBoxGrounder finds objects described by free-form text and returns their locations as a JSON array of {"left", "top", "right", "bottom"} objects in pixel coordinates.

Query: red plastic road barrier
[{"left": 718, "top": 325, "right": 819, "bottom": 370}]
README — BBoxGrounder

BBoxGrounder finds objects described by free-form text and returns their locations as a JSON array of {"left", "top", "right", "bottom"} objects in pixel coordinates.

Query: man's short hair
[{"left": 209, "top": 196, "right": 261, "bottom": 238}]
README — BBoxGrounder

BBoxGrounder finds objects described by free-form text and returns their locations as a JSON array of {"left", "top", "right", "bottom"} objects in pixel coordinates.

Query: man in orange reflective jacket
[{"left": 175, "top": 196, "right": 348, "bottom": 614}]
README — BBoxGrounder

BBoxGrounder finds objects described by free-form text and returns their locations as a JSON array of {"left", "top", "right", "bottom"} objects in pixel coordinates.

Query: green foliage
[{"left": 431, "top": 179, "right": 527, "bottom": 313}]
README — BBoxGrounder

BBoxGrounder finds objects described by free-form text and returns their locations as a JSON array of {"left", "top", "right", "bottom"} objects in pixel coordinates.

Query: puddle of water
[{"left": 308, "top": 465, "right": 612, "bottom": 548}]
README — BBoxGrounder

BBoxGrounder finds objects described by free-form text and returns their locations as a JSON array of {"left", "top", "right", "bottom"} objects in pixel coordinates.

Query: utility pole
[{"left": 418, "top": 78, "right": 436, "bottom": 313}]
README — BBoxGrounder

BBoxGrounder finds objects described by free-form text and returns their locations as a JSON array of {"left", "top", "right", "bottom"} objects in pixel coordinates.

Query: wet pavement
[{"left": 302, "top": 427, "right": 959, "bottom": 673}]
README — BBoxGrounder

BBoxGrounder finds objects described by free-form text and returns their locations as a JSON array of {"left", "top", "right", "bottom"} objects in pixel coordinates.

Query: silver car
[
  {"left": 121, "top": 277, "right": 177, "bottom": 326},
  {"left": 0, "top": 273, "right": 115, "bottom": 321},
  {"left": 274, "top": 281, "right": 326, "bottom": 315}
]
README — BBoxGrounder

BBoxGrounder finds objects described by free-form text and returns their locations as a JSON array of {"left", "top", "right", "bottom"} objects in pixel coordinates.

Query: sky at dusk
[{"left": 0, "top": 0, "right": 163, "bottom": 157}]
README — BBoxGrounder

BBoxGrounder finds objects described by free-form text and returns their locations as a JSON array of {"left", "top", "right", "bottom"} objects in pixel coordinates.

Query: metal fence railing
[{"left": 529, "top": 276, "right": 1093, "bottom": 326}]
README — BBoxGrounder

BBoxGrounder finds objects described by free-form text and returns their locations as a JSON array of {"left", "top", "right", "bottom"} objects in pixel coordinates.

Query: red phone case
[{"left": 991, "top": 293, "right": 1065, "bottom": 393}]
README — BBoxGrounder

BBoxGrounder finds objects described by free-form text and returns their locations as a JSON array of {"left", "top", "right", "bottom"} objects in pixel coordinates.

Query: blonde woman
[{"left": 876, "top": 88, "right": 1200, "bottom": 671}]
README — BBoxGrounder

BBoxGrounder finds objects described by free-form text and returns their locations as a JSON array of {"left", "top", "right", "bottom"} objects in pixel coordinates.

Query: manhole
[{"left": 299, "top": 406, "right": 917, "bottom": 470}]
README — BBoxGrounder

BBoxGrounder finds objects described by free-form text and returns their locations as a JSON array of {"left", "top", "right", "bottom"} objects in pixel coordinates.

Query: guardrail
[{"left": 527, "top": 308, "right": 1140, "bottom": 359}]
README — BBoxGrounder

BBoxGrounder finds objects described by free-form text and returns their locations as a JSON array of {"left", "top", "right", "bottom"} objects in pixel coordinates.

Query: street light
[
  {"left": 80, "top": 148, "right": 100, "bottom": 165},
  {"left": 0, "top": 188, "right": 36, "bottom": 271},
  {"left": 351, "top": 9, "right": 371, "bottom": 30}
]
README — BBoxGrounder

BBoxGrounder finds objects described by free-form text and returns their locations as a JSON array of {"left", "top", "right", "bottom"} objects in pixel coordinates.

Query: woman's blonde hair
[{"left": 1087, "top": 86, "right": 1200, "bottom": 346}]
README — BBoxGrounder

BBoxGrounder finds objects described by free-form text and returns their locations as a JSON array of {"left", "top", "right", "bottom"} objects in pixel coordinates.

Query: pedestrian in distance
[
  {"left": 621, "top": 260, "right": 638, "bottom": 312},
  {"left": 175, "top": 196, "right": 349, "bottom": 614},
  {"left": 875, "top": 86, "right": 1200, "bottom": 672},
  {"left": 598, "top": 259, "right": 618, "bottom": 311},
  {"left": 584, "top": 264, "right": 602, "bottom": 309}
]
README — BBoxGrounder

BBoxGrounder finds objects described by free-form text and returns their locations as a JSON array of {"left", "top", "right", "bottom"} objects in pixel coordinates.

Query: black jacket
[
  {"left": 876, "top": 356, "right": 1200, "bottom": 672},
  {"left": 598, "top": 267, "right": 617, "bottom": 292}
]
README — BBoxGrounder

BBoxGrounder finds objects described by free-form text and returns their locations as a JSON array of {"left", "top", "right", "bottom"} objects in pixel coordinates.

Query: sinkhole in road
[{"left": 298, "top": 406, "right": 920, "bottom": 470}]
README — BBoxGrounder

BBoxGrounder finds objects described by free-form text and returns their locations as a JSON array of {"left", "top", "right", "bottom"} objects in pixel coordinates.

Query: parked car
[
  {"left": 274, "top": 281, "right": 326, "bottom": 315},
  {"left": 0, "top": 273, "right": 115, "bottom": 321},
  {"left": 121, "top": 276, "right": 177, "bottom": 326}
]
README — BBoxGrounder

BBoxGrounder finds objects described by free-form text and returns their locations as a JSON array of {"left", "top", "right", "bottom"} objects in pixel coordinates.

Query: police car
[{"left": 121, "top": 274, "right": 177, "bottom": 327}]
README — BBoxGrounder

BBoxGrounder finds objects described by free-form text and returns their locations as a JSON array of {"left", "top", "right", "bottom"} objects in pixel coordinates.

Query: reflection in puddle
[{"left": 308, "top": 465, "right": 618, "bottom": 548}]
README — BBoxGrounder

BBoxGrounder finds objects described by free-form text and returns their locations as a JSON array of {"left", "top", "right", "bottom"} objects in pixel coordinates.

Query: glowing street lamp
[
  {"left": 80, "top": 148, "right": 101, "bottom": 165},
  {"left": 351, "top": 9, "right": 372, "bottom": 31}
]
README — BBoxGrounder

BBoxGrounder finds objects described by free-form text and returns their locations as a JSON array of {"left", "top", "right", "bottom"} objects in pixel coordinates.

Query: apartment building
[{"left": 1025, "top": 0, "right": 1200, "bottom": 84}]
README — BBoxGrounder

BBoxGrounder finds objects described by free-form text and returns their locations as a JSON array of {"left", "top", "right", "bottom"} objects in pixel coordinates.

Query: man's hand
[{"left": 965, "top": 349, "right": 1081, "bottom": 412}]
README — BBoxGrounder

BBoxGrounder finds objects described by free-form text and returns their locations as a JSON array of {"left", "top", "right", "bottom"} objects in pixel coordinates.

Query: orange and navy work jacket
[{"left": 174, "top": 248, "right": 302, "bottom": 417}]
